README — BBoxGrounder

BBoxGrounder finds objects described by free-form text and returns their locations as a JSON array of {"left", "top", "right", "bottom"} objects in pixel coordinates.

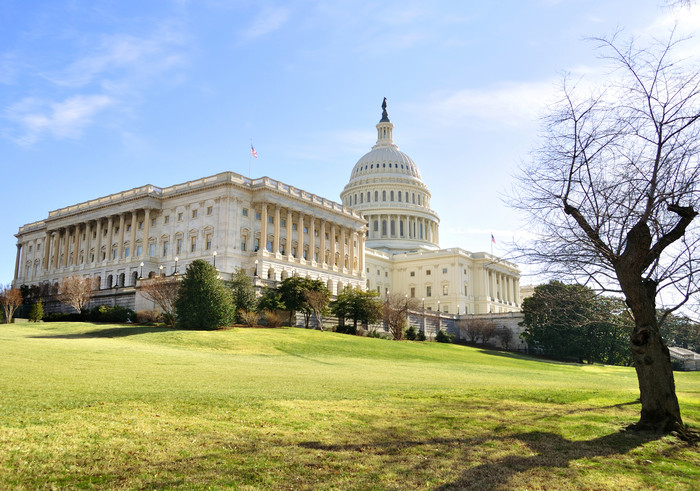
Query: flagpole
[{"left": 249, "top": 138, "right": 252, "bottom": 178}]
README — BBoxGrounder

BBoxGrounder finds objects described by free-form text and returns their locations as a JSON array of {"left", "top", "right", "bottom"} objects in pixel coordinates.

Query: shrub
[
  {"left": 366, "top": 329, "right": 391, "bottom": 339},
  {"left": 261, "top": 310, "right": 283, "bottom": 328},
  {"left": 416, "top": 329, "right": 426, "bottom": 341},
  {"left": 436, "top": 329, "right": 455, "bottom": 343},
  {"left": 28, "top": 301, "right": 44, "bottom": 322},
  {"left": 86, "top": 305, "right": 135, "bottom": 323},
  {"left": 405, "top": 325, "right": 417, "bottom": 340},
  {"left": 136, "top": 310, "right": 161, "bottom": 325},
  {"left": 44, "top": 312, "right": 83, "bottom": 322},
  {"left": 239, "top": 309, "right": 260, "bottom": 327},
  {"left": 335, "top": 324, "right": 357, "bottom": 335}
]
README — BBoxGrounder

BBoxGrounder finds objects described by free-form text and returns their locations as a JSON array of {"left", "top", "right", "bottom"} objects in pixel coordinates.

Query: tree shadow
[
  {"left": 435, "top": 429, "right": 661, "bottom": 490},
  {"left": 31, "top": 326, "right": 174, "bottom": 339}
]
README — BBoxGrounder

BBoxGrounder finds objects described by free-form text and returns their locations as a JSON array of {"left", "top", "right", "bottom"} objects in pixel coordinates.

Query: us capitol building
[{"left": 12, "top": 101, "right": 520, "bottom": 315}]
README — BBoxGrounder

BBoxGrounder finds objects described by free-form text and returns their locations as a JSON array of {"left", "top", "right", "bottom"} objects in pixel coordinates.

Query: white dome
[{"left": 341, "top": 100, "right": 440, "bottom": 254}]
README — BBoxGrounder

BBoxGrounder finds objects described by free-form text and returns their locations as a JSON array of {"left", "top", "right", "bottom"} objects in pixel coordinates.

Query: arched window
[
  {"left": 390, "top": 191, "right": 394, "bottom": 201},
  {"left": 390, "top": 220, "right": 395, "bottom": 235},
  {"left": 382, "top": 220, "right": 387, "bottom": 236},
  {"left": 374, "top": 220, "right": 379, "bottom": 232},
  {"left": 354, "top": 194, "right": 357, "bottom": 205},
  {"left": 360, "top": 193, "right": 364, "bottom": 203},
  {"left": 382, "top": 191, "right": 386, "bottom": 201},
  {"left": 367, "top": 192, "right": 370, "bottom": 202}
]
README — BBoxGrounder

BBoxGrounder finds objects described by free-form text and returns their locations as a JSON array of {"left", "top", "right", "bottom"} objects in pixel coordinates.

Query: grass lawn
[{"left": 1, "top": 322, "right": 698, "bottom": 490}]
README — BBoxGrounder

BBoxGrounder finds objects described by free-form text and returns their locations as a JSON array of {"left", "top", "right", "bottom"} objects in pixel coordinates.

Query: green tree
[
  {"left": 257, "top": 287, "right": 285, "bottom": 313},
  {"left": 230, "top": 268, "right": 257, "bottom": 322},
  {"left": 304, "top": 288, "right": 331, "bottom": 330},
  {"left": 520, "top": 281, "right": 631, "bottom": 365},
  {"left": 660, "top": 312, "right": 700, "bottom": 352},
  {"left": 28, "top": 300, "right": 44, "bottom": 322},
  {"left": 332, "top": 286, "right": 383, "bottom": 331},
  {"left": 277, "top": 277, "right": 327, "bottom": 327},
  {"left": 174, "top": 260, "right": 234, "bottom": 330}
]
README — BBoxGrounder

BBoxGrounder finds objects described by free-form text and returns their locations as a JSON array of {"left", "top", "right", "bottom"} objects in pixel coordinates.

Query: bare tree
[
  {"left": 458, "top": 318, "right": 497, "bottom": 345},
  {"left": 513, "top": 33, "right": 700, "bottom": 435},
  {"left": 139, "top": 275, "right": 179, "bottom": 326},
  {"left": 0, "top": 285, "right": 23, "bottom": 323},
  {"left": 383, "top": 294, "right": 420, "bottom": 340},
  {"left": 58, "top": 276, "right": 95, "bottom": 314},
  {"left": 304, "top": 289, "right": 331, "bottom": 331}
]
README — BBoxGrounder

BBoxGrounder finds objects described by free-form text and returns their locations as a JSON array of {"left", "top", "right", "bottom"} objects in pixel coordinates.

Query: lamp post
[
  {"left": 213, "top": 250, "right": 217, "bottom": 268},
  {"left": 421, "top": 297, "right": 426, "bottom": 336},
  {"left": 254, "top": 259, "right": 258, "bottom": 276},
  {"left": 140, "top": 262, "right": 144, "bottom": 279},
  {"left": 174, "top": 256, "right": 179, "bottom": 275},
  {"left": 159, "top": 265, "right": 163, "bottom": 277}
]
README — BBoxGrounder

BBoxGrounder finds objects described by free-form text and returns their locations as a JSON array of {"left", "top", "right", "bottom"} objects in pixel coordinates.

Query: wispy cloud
[
  {"left": 241, "top": 6, "right": 290, "bottom": 41},
  {"left": 6, "top": 95, "right": 115, "bottom": 145}
]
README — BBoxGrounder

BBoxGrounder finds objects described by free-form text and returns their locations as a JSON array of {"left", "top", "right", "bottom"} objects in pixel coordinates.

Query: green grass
[{"left": 1, "top": 322, "right": 698, "bottom": 489}]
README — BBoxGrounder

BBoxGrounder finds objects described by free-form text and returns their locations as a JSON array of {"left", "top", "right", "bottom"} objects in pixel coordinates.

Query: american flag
[
  {"left": 491, "top": 234, "right": 496, "bottom": 244},
  {"left": 250, "top": 144, "right": 258, "bottom": 159}
]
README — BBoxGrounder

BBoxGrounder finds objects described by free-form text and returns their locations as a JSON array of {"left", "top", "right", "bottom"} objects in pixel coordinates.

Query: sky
[{"left": 1, "top": 0, "right": 698, "bottom": 286}]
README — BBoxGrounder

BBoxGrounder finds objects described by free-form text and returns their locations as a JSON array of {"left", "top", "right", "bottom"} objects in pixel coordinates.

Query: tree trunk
[{"left": 620, "top": 274, "right": 683, "bottom": 433}]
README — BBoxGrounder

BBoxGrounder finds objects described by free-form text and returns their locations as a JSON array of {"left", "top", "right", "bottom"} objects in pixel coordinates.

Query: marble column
[
  {"left": 260, "top": 202, "right": 268, "bottom": 254},
  {"left": 286, "top": 208, "right": 293, "bottom": 258},
  {"left": 142, "top": 209, "right": 150, "bottom": 258},
  {"left": 94, "top": 220, "right": 103, "bottom": 263},
  {"left": 273, "top": 205, "right": 281, "bottom": 254},
  {"left": 330, "top": 223, "right": 336, "bottom": 267},
  {"left": 319, "top": 220, "right": 326, "bottom": 265},
  {"left": 117, "top": 213, "right": 126, "bottom": 260},
  {"left": 14, "top": 243, "right": 21, "bottom": 280},
  {"left": 129, "top": 212, "right": 137, "bottom": 259},
  {"left": 308, "top": 217, "right": 315, "bottom": 262}
]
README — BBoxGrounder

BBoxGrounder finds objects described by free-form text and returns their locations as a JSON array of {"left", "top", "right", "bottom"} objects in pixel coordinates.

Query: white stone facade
[{"left": 13, "top": 172, "right": 367, "bottom": 306}]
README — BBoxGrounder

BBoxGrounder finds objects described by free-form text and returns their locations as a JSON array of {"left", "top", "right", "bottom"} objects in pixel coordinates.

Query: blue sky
[{"left": 1, "top": 0, "right": 697, "bottom": 285}]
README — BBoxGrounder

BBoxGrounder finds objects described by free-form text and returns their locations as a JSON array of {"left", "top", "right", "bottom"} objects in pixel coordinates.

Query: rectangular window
[
  {"left": 442, "top": 268, "right": 448, "bottom": 274},
  {"left": 292, "top": 223, "right": 297, "bottom": 231},
  {"left": 241, "top": 237, "right": 247, "bottom": 251},
  {"left": 139, "top": 222, "right": 144, "bottom": 230},
  {"left": 37, "top": 244, "right": 41, "bottom": 251},
  {"left": 426, "top": 286, "right": 432, "bottom": 297},
  {"left": 178, "top": 213, "right": 183, "bottom": 222},
  {"left": 443, "top": 285, "right": 448, "bottom": 295},
  {"left": 426, "top": 270, "right": 431, "bottom": 275},
  {"left": 303, "top": 249, "right": 308, "bottom": 260},
  {"left": 137, "top": 245, "right": 143, "bottom": 256},
  {"left": 115, "top": 226, "right": 119, "bottom": 234},
  {"left": 124, "top": 246, "right": 130, "bottom": 258},
  {"left": 149, "top": 243, "right": 155, "bottom": 257},
  {"left": 151, "top": 218, "right": 156, "bottom": 227},
  {"left": 314, "top": 252, "right": 318, "bottom": 261},
  {"left": 410, "top": 271, "right": 415, "bottom": 277},
  {"left": 192, "top": 209, "right": 198, "bottom": 218},
  {"left": 104, "top": 229, "right": 108, "bottom": 236},
  {"left": 292, "top": 247, "right": 297, "bottom": 258},
  {"left": 242, "top": 208, "right": 248, "bottom": 217},
  {"left": 268, "top": 216, "right": 274, "bottom": 224},
  {"left": 127, "top": 224, "right": 131, "bottom": 232},
  {"left": 164, "top": 216, "right": 169, "bottom": 224},
  {"left": 112, "top": 249, "right": 117, "bottom": 259},
  {"left": 304, "top": 226, "right": 308, "bottom": 234},
  {"left": 176, "top": 238, "right": 182, "bottom": 254},
  {"left": 281, "top": 219, "right": 286, "bottom": 227},
  {"left": 207, "top": 206, "right": 213, "bottom": 216},
  {"left": 206, "top": 234, "right": 212, "bottom": 251},
  {"left": 266, "top": 240, "right": 273, "bottom": 252},
  {"left": 325, "top": 232, "right": 329, "bottom": 239},
  {"left": 314, "top": 230, "right": 319, "bottom": 237},
  {"left": 464, "top": 285, "right": 468, "bottom": 296},
  {"left": 163, "top": 241, "right": 169, "bottom": 257},
  {"left": 254, "top": 238, "right": 260, "bottom": 251},
  {"left": 190, "top": 236, "right": 197, "bottom": 252},
  {"left": 410, "top": 287, "right": 415, "bottom": 298},
  {"left": 255, "top": 212, "right": 261, "bottom": 220}
]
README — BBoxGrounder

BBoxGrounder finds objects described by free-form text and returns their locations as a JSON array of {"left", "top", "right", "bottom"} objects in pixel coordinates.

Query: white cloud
[
  {"left": 241, "top": 7, "right": 290, "bottom": 40},
  {"left": 6, "top": 95, "right": 114, "bottom": 145}
]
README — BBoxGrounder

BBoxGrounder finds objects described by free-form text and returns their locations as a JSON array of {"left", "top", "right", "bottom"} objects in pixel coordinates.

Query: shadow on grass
[
  {"left": 300, "top": 427, "right": 661, "bottom": 490},
  {"left": 31, "top": 326, "right": 174, "bottom": 339}
]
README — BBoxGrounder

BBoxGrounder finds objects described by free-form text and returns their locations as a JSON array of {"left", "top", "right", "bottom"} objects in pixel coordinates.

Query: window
[
  {"left": 281, "top": 219, "right": 286, "bottom": 227},
  {"left": 241, "top": 237, "right": 247, "bottom": 251},
  {"left": 253, "top": 238, "right": 260, "bottom": 251},
  {"left": 190, "top": 236, "right": 197, "bottom": 252},
  {"left": 127, "top": 224, "right": 132, "bottom": 232},
  {"left": 292, "top": 247, "right": 297, "bottom": 257},
  {"left": 163, "top": 241, "right": 169, "bottom": 256},
  {"left": 176, "top": 238, "right": 182, "bottom": 254},
  {"left": 375, "top": 191, "right": 378, "bottom": 201},
  {"left": 410, "top": 271, "right": 415, "bottom": 277},
  {"left": 151, "top": 218, "right": 156, "bottom": 227},
  {"left": 149, "top": 243, "right": 155, "bottom": 257},
  {"left": 292, "top": 223, "right": 297, "bottom": 231},
  {"left": 207, "top": 206, "right": 213, "bottom": 216},
  {"left": 303, "top": 249, "right": 308, "bottom": 260},
  {"left": 112, "top": 249, "right": 117, "bottom": 259},
  {"left": 164, "top": 216, "right": 169, "bottom": 224},
  {"left": 442, "top": 285, "right": 448, "bottom": 295},
  {"left": 115, "top": 226, "right": 120, "bottom": 234},
  {"left": 303, "top": 226, "right": 308, "bottom": 234},
  {"left": 205, "top": 234, "right": 212, "bottom": 251},
  {"left": 325, "top": 232, "right": 329, "bottom": 240},
  {"left": 177, "top": 213, "right": 183, "bottom": 222},
  {"left": 390, "top": 191, "right": 394, "bottom": 201},
  {"left": 37, "top": 243, "right": 41, "bottom": 251},
  {"left": 192, "top": 209, "right": 198, "bottom": 218},
  {"left": 314, "top": 229, "right": 319, "bottom": 237},
  {"left": 410, "top": 287, "right": 415, "bottom": 298},
  {"left": 137, "top": 245, "right": 143, "bottom": 256},
  {"left": 139, "top": 221, "right": 144, "bottom": 230},
  {"left": 426, "top": 270, "right": 431, "bottom": 275},
  {"left": 398, "top": 192, "right": 402, "bottom": 202},
  {"left": 266, "top": 240, "right": 272, "bottom": 252},
  {"left": 426, "top": 286, "right": 432, "bottom": 297},
  {"left": 242, "top": 208, "right": 248, "bottom": 217},
  {"left": 390, "top": 221, "right": 395, "bottom": 235},
  {"left": 268, "top": 216, "right": 274, "bottom": 224},
  {"left": 382, "top": 220, "right": 387, "bottom": 235},
  {"left": 443, "top": 268, "right": 448, "bottom": 274},
  {"left": 374, "top": 220, "right": 379, "bottom": 232},
  {"left": 464, "top": 285, "right": 468, "bottom": 295},
  {"left": 382, "top": 191, "right": 386, "bottom": 201},
  {"left": 124, "top": 246, "right": 130, "bottom": 258},
  {"left": 314, "top": 251, "right": 318, "bottom": 261},
  {"left": 255, "top": 212, "right": 261, "bottom": 220}
]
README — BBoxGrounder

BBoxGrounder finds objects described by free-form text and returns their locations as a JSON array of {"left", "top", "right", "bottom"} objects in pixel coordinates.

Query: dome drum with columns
[{"left": 341, "top": 99, "right": 439, "bottom": 254}]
